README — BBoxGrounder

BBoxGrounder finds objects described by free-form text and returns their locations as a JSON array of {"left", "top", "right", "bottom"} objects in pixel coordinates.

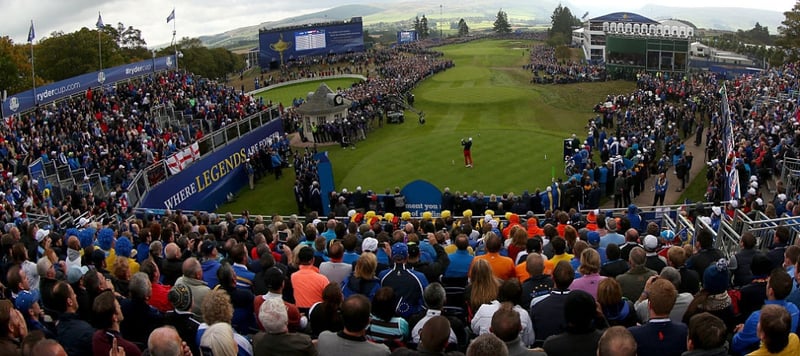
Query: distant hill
[{"left": 197, "top": 2, "right": 787, "bottom": 49}]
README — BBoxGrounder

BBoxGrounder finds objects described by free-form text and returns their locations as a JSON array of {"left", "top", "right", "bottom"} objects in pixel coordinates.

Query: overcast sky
[{"left": 1, "top": 0, "right": 796, "bottom": 47}]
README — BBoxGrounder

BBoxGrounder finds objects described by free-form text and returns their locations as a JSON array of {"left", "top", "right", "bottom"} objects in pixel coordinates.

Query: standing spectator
[
  {"left": 666, "top": 246, "right": 700, "bottom": 295},
  {"left": 686, "top": 230, "right": 724, "bottom": 277},
  {"left": 746, "top": 305, "right": 800, "bottom": 355},
  {"left": 230, "top": 243, "right": 255, "bottom": 290},
  {"left": 308, "top": 282, "right": 344, "bottom": 338},
  {"left": 342, "top": 253, "right": 381, "bottom": 301},
  {"left": 729, "top": 231, "right": 758, "bottom": 288},
  {"left": 529, "top": 261, "right": 574, "bottom": 344},
  {"left": 634, "top": 267, "right": 692, "bottom": 325},
  {"left": 642, "top": 235, "right": 666, "bottom": 274},
  {"left": 570, "top": 248, "right": 606, "bottom": 299},
  {"left": 139, "top": 258, "right": 172, "bottom": 313},
  {"left": 600, "top": 220, "right": 625, "bottom": 248},
  {"left": 616, "top": 247, "right": 657, "bottom": 302},
  {"left": 165, "top": 285, "right": 202, "bottom": 356},
  {"left": 600, "top": 244, "right": 629, "bottom": 278},
  {"left": 200, "top": 240, "right": 221, "bottom": 289},
  {"left": 317, "top": 294, "right": 391, "bottom": 356},
  {"left": 197, "top": 290, "right": 253, "bottom": 356},
  {"left": 120, "top": 272, "right": 165, "bottom": 346},
  {"left": 216, "top": 263, "right": 256, "bottom": 335},
  {"left": 92, "top": 290, "right": 142, "bottom": 356},
  {"left": 597, "top": 326, "right": 637, "bottom": 356},
  {"left": 15, "top": 289, "right": 54, "bottom": 338},
  {"left": 767, "top": 226, "right": 792, "bottom": 270},
  {"left": 291, "top": 246, "right": 330, "bottom": 312},
  {"left": 379, "top": 243, "right": 429, "bottom": 318},
  {"left": 0, "top": 299, "right": 26, "bottom": 355},
  {"left": 732, "top": 269, "right": 799, "bottom": 354},
  {"left": 653, "top": 172, "right": 668, "bottom": 206},
  {"left": 253, "top": 297, "right": 317, "bottom": 355},
  {"left": 628, "top": 279, "right": 688, "bottom": 356},
  {"left": 162, "top": 243, "right": 184, "bottom": 286},
  {"left": 200, "top": 323, "right": 238, "bottom": 356},
  {"left": 684, "top": 313, "right": 728, "bottom": 356},
  {"left": 597, "top": 278, "right": 637, "bottom": 327},
  {"left": 543, "top": 290, "right": 607, "bottom": 355}
]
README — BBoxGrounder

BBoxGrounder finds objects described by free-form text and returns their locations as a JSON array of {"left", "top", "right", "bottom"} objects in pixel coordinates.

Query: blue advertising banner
[
  {"left": 259, "top": 19, "right": 364, "bottom": 68},
  {"left": 401, "top": 180, "right": 442, "bottom": 217},
  {"left": 2, "top": 55, "right": 176, "bottom": 117},
  {"left": 139, "top": 119, "right": 283, "bottom": 211},
  {"left": 397, "top": 30, "right": 417, "bottom": 45},
  {"left": 315, "top": 152, "right": 334, "bottom": 216}
]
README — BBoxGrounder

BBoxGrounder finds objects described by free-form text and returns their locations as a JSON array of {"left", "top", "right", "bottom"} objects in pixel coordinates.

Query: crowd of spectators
[{"left": 526, "top": 45, "right": 607, "bottom": 84}]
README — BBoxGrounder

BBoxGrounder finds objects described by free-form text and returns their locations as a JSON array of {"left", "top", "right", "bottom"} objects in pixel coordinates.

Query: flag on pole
[
  {"left": 167, "top": 9, "right": 175, "bottom": 23},
  {"left": 96, "top": 13, "right": 104, "bottom": 29},
  {"left": 27, "top": 20, "right": 35, "bottom": 42}
]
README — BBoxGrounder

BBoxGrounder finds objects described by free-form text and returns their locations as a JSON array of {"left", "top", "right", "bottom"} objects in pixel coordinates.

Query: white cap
[
  {"left": 643, "top": 235, "right": 658, "bottom": 251},
  {"left": 747, "top": 188, "right": 756, "bottom": 195},
  {"left": 36, "top": 229, "right": 50, "bottom": 243},
  {"left": 778, "top": 193, "right": 787, "bottom": 201},
  {"left": 750, "top": 175, "right": 758, "bottom": 182},
  {"left": 78, "top": 217, "right": 90, "bottom": 227},
  {"left": 546, "top": 186, "right": 552, "bottom": 192},
  {"left": 468, "top": 137, "right": 472, "bottom": 141},
  {"left": 699, "top": 216, "right": 712, "bottom": 225},
  {"left": 362, "top": 237, "right": 378, "bottom": 253},
  {"left": 756, "top": 198, "right": 764, "bottom": 206},
  {"left": 711, "top": 206, "right": 721, "bottom": 216},
  {"left": 347, "top": 209, "right": 356, "bottom": 218},
  {"left": 730, "top": 200, "right": 738, "bottom": 208}
]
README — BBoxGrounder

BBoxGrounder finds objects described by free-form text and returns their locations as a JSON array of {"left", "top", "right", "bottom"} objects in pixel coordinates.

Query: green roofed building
[{"left": 573, "top": 13, "right": 694, "bottom": 79}]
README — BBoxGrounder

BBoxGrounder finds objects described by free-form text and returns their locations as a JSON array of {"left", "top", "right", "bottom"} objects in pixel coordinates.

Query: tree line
[{"left": 0, "top": 23, "right": 244, "bottom": 95}]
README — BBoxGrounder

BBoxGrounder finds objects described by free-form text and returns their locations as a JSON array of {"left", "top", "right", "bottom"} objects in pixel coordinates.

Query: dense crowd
[
  {"left": 526, "top": 45, "right": 607, "bottom": 84},
  {"left": 0, "top": 201, "right": 799, "bottom": 356}
]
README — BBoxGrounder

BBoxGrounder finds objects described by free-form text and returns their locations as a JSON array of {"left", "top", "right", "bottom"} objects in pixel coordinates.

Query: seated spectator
[
  {"left": 732, "top": 268, "right": 799, "bottom": 354},
  {"left": 92, "top": 290, "right": 142, "bottom": 356},
  {"left": 642, "top": 235, "right": 666, "bottom": 273},
  {"left": 111, "top": 255, "right": 132, "bottom": 297},
  {"left": 394, "top": 315, "right": 461, "bottom": 355},
  {"left": 407, "top": 234, "right": 450, "bottom": 284},
  {"left": 635, "top": 267, "right": 692, "bottom": 324},
  {"left": 472, "top": 279, "right": 535, "bottom": 347},
  {"left": 292, "top": 246, "right": 330, "bottom": 312},
  {"left": 366, "top": 286, "right": 409, "bottom": 347},
  {"left": 147, "top": 326, "right": 194, "bottom": 356},
  {"left": 597, "top": 278, "right": 637, "bottom": 327},
  {"left": 162, "top": 242, "right": 184, "bottom": 287},
  {"left": 164, "top": 285, "right": 202, "bottom": 356},
  {"left": 309, "top": 282, "right": 344, "bottom": 338},
  {"left": 174, "top": 257, "right": 211, "bottom": 318},
  {"left": 0, "top": 299, "right": 26, "bottom": 355},
  {"left": 747, "top": 304, "right": 800, "bottom": 355},
  {"left": 216, "top": 262, "right": 255, "bottom": 335},
  {"left": 569, "top": 248, "right": 606, "bottom": 299},
  {"left": 120, "top": 272, "right": 165, "bottom": 346},
  {"left": 684, "top": 312, "right": 728, "bottom": 356},
  {"left": 600, "top": 244, "right": 629, "bottom": 278},
  {"left": 616, "top": 247, "right": 656, "bottom": 301},
  {"left": 139, "top": 257, "right": 172, "bottom": 313},
  {"left": 200, "top": 240, "right": 221, "bottom": 288},
  {"left": 489, "top": 303, "right": 545, "bottom": 356},
  {"left": 196, "top": 289, "right": 253, "bottom": 356},
  {"left": 409, "top": 282, "right": 461, "bottom": 347},
  {"left": 548, "top": 237, "right": 573, "bottom": 267},
  {"left": 379, "top": 242, "right": 429, "bottom": 318},
  {"left": 543, "top": 290, "right": 607, "bottom": 355},
  {"left": 15, "top": 289, "right": 54, "bottom": 338},
  {"left": 31, "top": 339, "right": 68, "bottom": 356},
  {"left": 466, "top": 333, "right": 508, "bottom": 356},
  {"left": 683, "top": 260, "right": 738, "bottom": 331},
  {"left": 229, "top": 243, "right": 255, "bottom": 290},
  {"left": 597, "top": 326, "right": 637, "bottom": 356},
  {"left": 444, "top": 234, "right": 474, "bottom": 279},
  {"left": 529, "top": 261, "right": 574, "bottom": 344},
  {"left": 666, "top": 246, "right": 700, "bottom": 295},
  {"left": 628, "top": 278, "right": 688, "bottom": 356},
  {"left": 53, "top": 280, "right": 95, "bottom": 356},
  {"left": 342, "top": 252, "right": 380, "bottom": 301},
  {"left": 35, "top": 256, "right": 58, "bottom": 311},
  {"left": 200, "top": 322, "right": 238, "bottom": 356},
  {"left": 520, "top": 253, "right": 553, "bottom": 309},
  {"left": 316, "top": 294, "right": 391, "bottom": 356},
  {"left": 253, "top": 297, "right": 317, "bottom": 355},
  {"left": 472, "top": 232, "right": 515, "bottom": 280},
  {"left": 254, "top": 266, "right": 306, "bottom": 333},
  {"left": 320, "top": 241, "right": 352, "bottom": 285},
  {"left": 466, "top": 259, "right": 500, "bottom": 315}
]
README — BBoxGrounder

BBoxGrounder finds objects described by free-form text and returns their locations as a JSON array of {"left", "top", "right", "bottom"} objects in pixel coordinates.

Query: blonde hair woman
[{"left": 466, "top": 259, "right": 500, "bottom": 313}]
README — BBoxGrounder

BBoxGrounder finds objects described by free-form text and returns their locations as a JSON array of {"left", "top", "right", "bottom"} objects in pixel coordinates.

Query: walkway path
[{"left": 600, "top": 132, "right": 707, "bottom": 209}]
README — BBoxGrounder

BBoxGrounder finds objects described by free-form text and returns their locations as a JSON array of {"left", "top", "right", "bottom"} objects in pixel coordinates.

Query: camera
[{"left": 278, "top": 231, "right": 289, "bottom": 243}]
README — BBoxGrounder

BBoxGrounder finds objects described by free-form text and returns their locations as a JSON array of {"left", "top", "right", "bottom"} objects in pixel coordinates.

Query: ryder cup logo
[
  {"left": 8, "top": 97, "right": 19, "bottom": 112},
  {"left": 166, "top": 56, "right": 173, "bottom": 68},
  {"left": 98, "top": 71, "right": 106, "bottom": 84}
]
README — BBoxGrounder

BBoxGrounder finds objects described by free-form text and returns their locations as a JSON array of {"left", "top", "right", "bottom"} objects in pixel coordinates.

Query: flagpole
[
  {"left": 29, "top": 20, "right": 37, "bottom": 104},
  {"left": 173, "top": 9, "right": 178, "bottom": 70},
  {"left": 98, "top": 12, "right": 103, "bottom": 71}
]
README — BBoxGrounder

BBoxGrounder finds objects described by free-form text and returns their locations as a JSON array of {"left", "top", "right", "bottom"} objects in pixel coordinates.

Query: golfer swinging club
[{"left": 462, "top": 137, "right": 473, "bottom": 168}]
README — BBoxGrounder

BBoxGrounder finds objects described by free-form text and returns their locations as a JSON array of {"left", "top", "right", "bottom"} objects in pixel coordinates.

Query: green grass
[
  {"left": 679, "top": 166, "right": 709, "bottom": 204},
  {"left": 219, "top": 39, "right": 635, "bottom": 215},
  {"left": 258, "top": 78, "right": 364, "bottom": 108}
]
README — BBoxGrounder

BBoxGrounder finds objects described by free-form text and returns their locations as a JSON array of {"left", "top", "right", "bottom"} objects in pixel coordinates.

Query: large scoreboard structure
[{"left": 258, "top": 17, "right": 365, "bottom": 69}]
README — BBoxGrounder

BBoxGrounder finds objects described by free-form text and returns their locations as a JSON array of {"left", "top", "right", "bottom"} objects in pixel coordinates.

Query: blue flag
[
  {"left": 96, "top": 13, "right": 104, "bottom": 29},
  {"left": 27, "top": 20, "right": 35, "bottom": 42},
  {"left": 167, "top": 9, "right": 175, "bottom": 23}
]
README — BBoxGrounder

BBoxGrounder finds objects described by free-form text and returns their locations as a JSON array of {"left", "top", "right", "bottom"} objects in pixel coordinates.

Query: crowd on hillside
[{"left": 526, "top": 45, "right": 607, "bottom": 84}]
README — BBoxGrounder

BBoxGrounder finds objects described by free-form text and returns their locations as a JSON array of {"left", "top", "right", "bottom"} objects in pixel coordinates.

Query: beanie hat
[
  {"left": 168, "top": 285, "right": 193, "bottom": 311},
  {"left": 422, "top": 212, "right": 432, "bottom": 220},
  {"left": 401, "top": 212, "right": 412, "bottom": 221},
  {"left": 441, "top": 210, "right": 451, "bottom": 219},
  {"left": 79, "top": 228, "right": 96, "bottom": 249},
  {"left": 703, "top": 259, "right": 730, "bottom": 294},
  {"left": 463, "top": 209, "right": 473, "bottom": 218}
]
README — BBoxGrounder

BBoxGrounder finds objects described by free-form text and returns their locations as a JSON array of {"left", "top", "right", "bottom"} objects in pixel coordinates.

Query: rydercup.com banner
[{"left": 2, "top": 55, "right": 176, "bottom": 117}]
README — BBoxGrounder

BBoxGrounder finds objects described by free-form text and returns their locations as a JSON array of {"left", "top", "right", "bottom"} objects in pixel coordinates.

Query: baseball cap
[
  {"left": 168, "top": 285, "right": 193, "bottom": 312},
  {"left": 392, "top": 242, "right": 409, "bottom": 260},
  {"left": 67, "top": 265, "right": 90, "bottom": 284},
  {"left": 263, "top": 267, "right": 285, "bottom": 291},
  {"left": 587, "top": 231, "right": 600, "bottom": 246},
  {"left": 362, "top": 237, "right": 378, "bottom": 253},
  {"left": 201, "top": 240, "right": 217, "bottom": 255},
  {"left": 14, "top": 290, "right": 40, "bottom": 314},
  {"left": 35, "top": 229, "right": 50, "bottom": 243},
  {"left": 407, "top": 242, "right": 420, "bottom": 257},
  {"left": 643, "top": 235, "right": 658, "bottom": 251}
]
